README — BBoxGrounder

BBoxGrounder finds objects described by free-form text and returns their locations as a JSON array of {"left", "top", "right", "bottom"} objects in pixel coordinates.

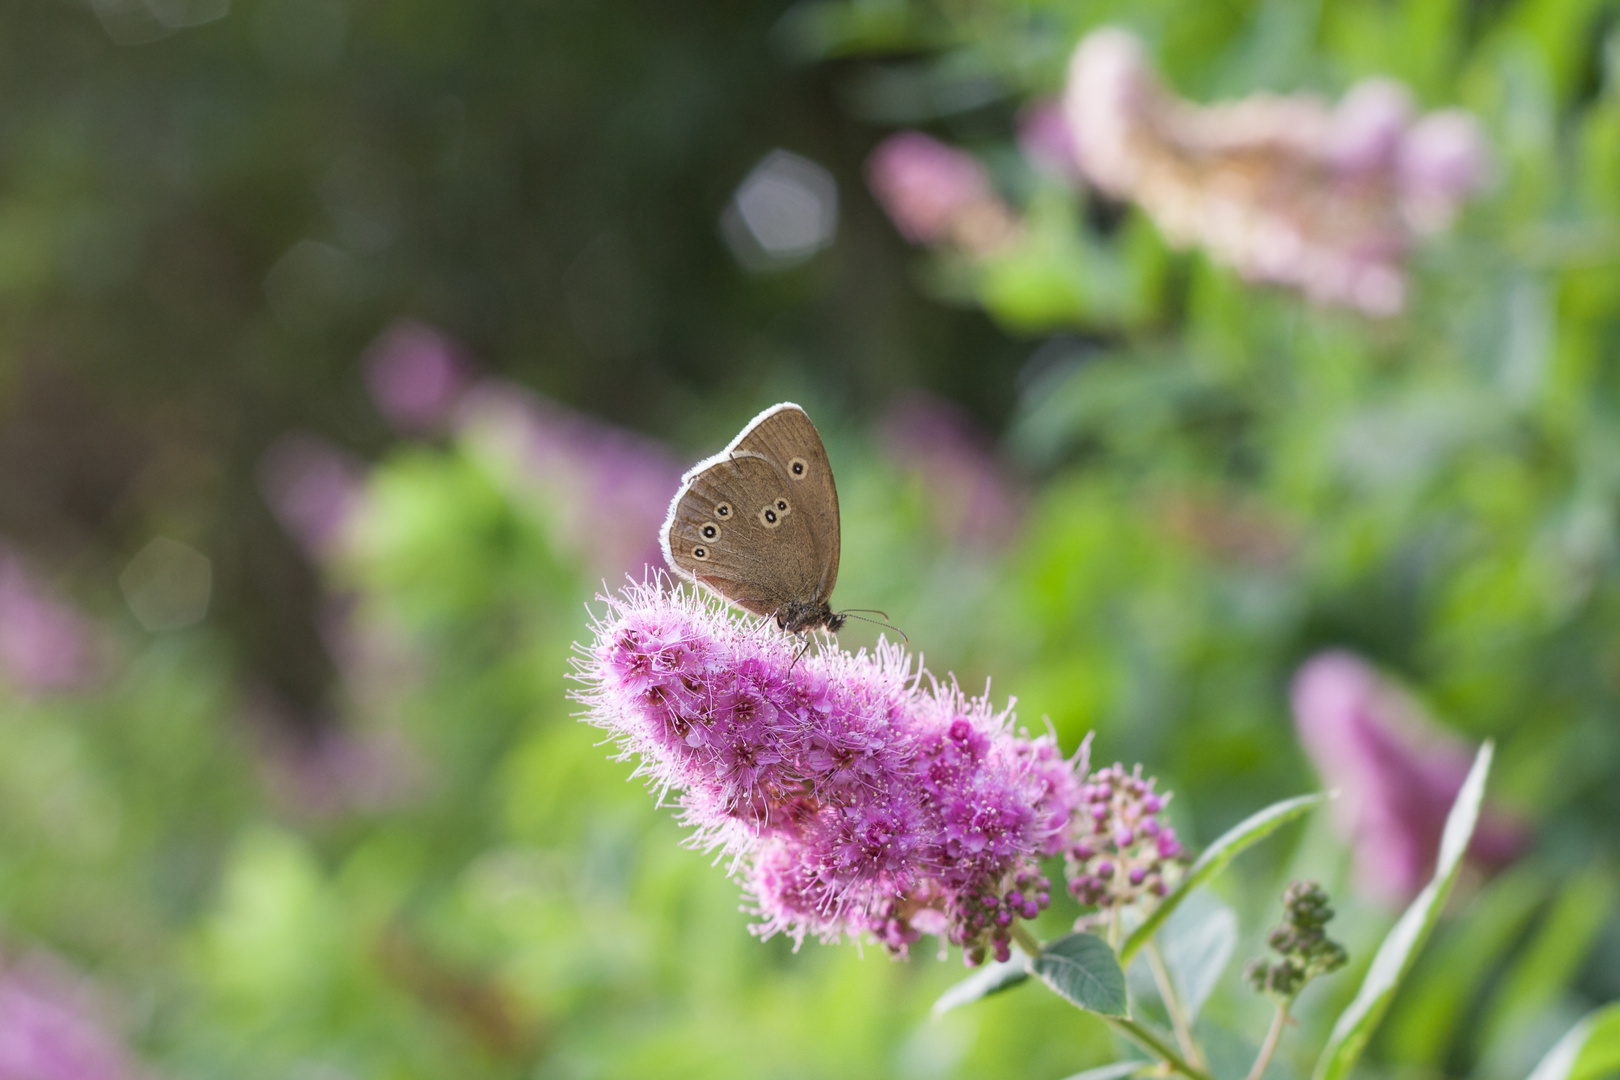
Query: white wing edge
[
  {"left": 658, "top": 402, "right": 804, "bottom": 587},
  {"left": 658, "top": 485, "right": 695, "bottom": 586}
]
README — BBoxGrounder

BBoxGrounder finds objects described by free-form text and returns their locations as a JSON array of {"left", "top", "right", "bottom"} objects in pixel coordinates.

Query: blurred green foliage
[{"left": 1, "top": 0, "right": 1619, "bottom": 1076}]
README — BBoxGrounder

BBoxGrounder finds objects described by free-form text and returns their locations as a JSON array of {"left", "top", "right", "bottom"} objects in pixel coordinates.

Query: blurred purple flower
[
  {"left": 0, "top": 956, "right": 138, "bottom": 1080},
  {"left": 1017, "top": 100, "right": 1081, "bottom": 182},
  {"left": 866, "top": 132, "right": 1019, "bottom": 256},
  {"left": 454, "top": 379, "right": 682, "bottom": 581},
  {"left": 1062, "top": 27, "right": 1159, "bottom": 197},
  {"left": 256, "top": 718, "right": 429, "bottom": 820},
  {"left": 1291, "top": 651, "right": 1528, "bottom": 905},
  {"left": 1062, "top": 27, "right": 1489, "bottom": 316},
  {"left": 574, "top": 578, "right": 1089, "bottom": 964},
  {"left": 1327, "top": 78, "right": 1413, "bottom": 177},
  {"left": 0, "top": 550, "right": 100, "bottom": 694},
  {"left": 258, "top": 433, "right": 367, "bottom": 563},
  {"left": 867, "top": 132, "right": 989, "bottom": 244},
  {"left": 362, "top": 319, "right": 473, "bottom": 435},
  {"left": 879, "top": 393, "right": 1025, "bottom": 551},
  {"left": 1398, "top": 110, "right": 1491, "bottom": 230}
]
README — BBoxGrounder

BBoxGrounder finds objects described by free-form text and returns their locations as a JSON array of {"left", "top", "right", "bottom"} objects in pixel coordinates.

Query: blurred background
[{"left": 1, "top": 0, "right": 1618, "bottom": 1077}]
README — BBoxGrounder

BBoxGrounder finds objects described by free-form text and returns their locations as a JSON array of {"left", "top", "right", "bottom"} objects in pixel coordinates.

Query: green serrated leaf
[
  {"left": 1059, "top": 1061, "right": 1153, "bottom": 1080},
  {"left": 1033, "top": 932, "right": 1128, "bottom": 1016},
  {"left": 1527, "top": 1002, "right": 1620, "bottom": 1080},
  {"left": 1120, "top": 792, "right": 1326, "bottom": 965},
  {"left": 1312, "top": 742, "right": 1494, "bottom": 1080},
  {"left": 932, "top": 953, "right": 1031, "bottom": 1015}
]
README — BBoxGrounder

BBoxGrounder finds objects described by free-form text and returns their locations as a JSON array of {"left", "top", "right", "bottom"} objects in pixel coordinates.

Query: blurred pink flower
[
  {"left": 362, "top": 319, "right": 473, "bottom": 435},
  {"left": 0, "top": 956, "right": 138, "bottom": 1080},
  {"left": 866, "top": 132, "right": 1019, "bottom": 255},
  {"left": 1062, "top": 27, "right": 1489, "bottom": 316},
  {"left": 0, "top": 550, "right": 100, "bottom": 693},
  {"left": 1398, "top": 110, "right": 1491, "bottom": 230},
  {"left": 258, "top": 433, "right": 367, "bottom": 563},
  {"left": 453, "top": 379, "right": 682, "bottom": 581},
  {"left": 1327, "top": 78, "right": 1413, "bottom": 177},
  {"left": 1064, "top": 28, "right": 1161, "bottom": 196},
  {"left": 879, "top": 393, "right": 1025, "bottom": 551},
  {"left": 1017, "top": 100, "right": 1081, "bottom": 182},
  {"left": 1291, "top": 651, "right": 1528, "bottom": 905}
]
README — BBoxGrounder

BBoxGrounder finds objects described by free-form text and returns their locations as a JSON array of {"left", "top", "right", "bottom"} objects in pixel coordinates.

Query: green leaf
[
  {"left": 1120, "top": 792, "right": 1326, "bottom": 965},
  {"left": 1312, "top": 742, "right": 1494, "bottom": 1080},
  {"left": 1480, "top": 864, "right": 1618, "bottom": 1051},
  {"left": 932, "top": 953, "right": 1030, "bottom": 1015},
  {"left": 1384, "top": 860, "right": 1551, "bottom": 1065},
  {"left": 1526, "top": 1002, "right": 1620, "bottom": 1080},
  {"left": 1033, "top": 932, "right": 1128, "bottom": 1016},
  {"left": 1160, "top": 891, "right": 1238, "bottom": 1021},
  {"left": 1059, "top": 1061, "right": 1153, "bottom": 1080}
]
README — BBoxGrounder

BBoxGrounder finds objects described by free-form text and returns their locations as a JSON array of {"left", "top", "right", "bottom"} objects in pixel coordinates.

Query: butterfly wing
[
  {"left": 727, "top": 404, "right": 840, "bottom": 603},
  {"left": 664, "top": 452, "right": 825, "bottom": 619}
]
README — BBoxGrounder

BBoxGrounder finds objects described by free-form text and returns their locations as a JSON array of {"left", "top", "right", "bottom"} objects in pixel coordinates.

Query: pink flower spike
[
  {"left": 573, "top": 576, "right": 1089, "bottom": 960},
  {"left": 1060, "top": 26, "right": 1489, "bottom": 317},
  {"left": 1291, "top": 650, "right": 1528, "bottom": 905}
]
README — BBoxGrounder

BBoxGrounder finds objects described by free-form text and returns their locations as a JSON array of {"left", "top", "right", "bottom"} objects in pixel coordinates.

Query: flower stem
[
  {"left": 1010, "top": 921, "right": 1044, "bottom": 960},
  {"left": 1145, "top": 940, "right": 1209, "bottom": 1072},
  {"left": 1244, "top": 1002, "right": 1290, "bottom": 1080},
  {"left": 1103, "top": 1016, "right": 1215, "bottom": 1080}
]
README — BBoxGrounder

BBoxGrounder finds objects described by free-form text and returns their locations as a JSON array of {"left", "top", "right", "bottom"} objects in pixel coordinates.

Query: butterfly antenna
[{"left": 840, "top": 612, "right": 909, "bottom": 644}]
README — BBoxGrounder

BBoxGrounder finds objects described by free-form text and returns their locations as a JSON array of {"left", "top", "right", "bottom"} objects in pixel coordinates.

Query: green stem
[
  {"left": 1009, "top": 921, "right": 1044, "bottom": 961},
  {"left": 1145, "top": 940, "right": 1209, "bottom": 1072},
  {"left": 1245, "top": 1001, "right": 1290, "bottom": 1080},
  {"left": 1103, "top": 1016, "right": 1216, "bottom": 1080}
]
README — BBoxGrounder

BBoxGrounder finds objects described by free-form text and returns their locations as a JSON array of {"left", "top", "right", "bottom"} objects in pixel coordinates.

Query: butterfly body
[{"left": 661, "top": 403, "right": 845, "bottom": 634}]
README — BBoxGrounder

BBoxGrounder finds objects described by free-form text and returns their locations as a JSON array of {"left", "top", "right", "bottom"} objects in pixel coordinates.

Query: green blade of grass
[
  {"left": 1311, "top": 741, "right": 1493, "bottom": 1080},
  {"left": 1526, "top": 1002, "right": 1620, "bottom": 1080}
]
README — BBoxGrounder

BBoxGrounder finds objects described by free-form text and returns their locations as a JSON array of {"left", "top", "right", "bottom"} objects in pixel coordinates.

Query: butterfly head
[{"left": 776, "top": 600, "right": 844, "bottom": 634}]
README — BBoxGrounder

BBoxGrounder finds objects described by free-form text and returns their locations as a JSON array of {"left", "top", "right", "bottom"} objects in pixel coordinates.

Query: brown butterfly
[{"left": 661, "top": 403, "right": 860, "bottom": 635}]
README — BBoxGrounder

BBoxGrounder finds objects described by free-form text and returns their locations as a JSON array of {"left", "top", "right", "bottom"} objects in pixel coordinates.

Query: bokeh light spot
[
  {"left": 722, "top": 150, "right": 837, "bottom": 271},
  {"left": 120, "top": 538, "right": 212, "bottom": 632}
]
